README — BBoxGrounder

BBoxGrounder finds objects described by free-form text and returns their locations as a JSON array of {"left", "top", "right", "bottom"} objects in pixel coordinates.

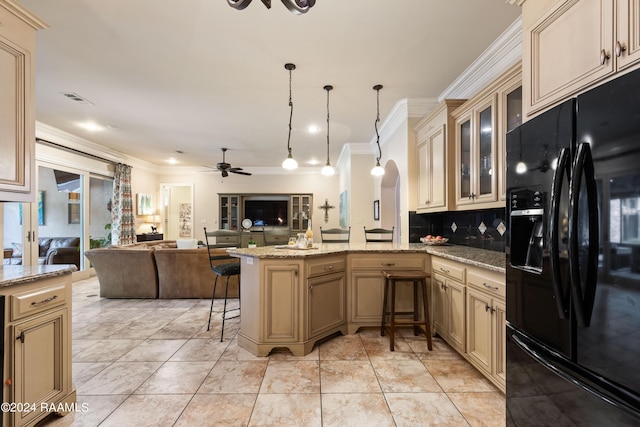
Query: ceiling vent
[{"left": 61, "top": 92, "right": 94, "bottom": 105}]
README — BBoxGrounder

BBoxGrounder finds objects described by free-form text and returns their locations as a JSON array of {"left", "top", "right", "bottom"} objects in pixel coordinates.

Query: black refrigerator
[{"left": 506, "top": 68, "right": 640, "bottom": 426}]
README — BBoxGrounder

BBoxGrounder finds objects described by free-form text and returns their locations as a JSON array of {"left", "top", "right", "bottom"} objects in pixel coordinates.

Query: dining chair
[
  {"left": 203, "top": 227, "right": 241, "bottom": 342},
  {"left": 320, "top": 227, "right": 351, "bottom": 243},
  {"left": 364, "top": 226, "right": 394, "bottom": 243}
]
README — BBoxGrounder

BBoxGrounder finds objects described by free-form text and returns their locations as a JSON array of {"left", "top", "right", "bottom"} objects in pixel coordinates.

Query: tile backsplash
[{"left": 409, "top": 207, "right": 507, "bottom": 252}]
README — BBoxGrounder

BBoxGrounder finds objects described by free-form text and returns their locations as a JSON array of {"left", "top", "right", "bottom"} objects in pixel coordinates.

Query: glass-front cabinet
[
  {"left": 291, "top": 194, "right": 311, "bottom": 233},
  {"left": 452, "top": 62, "right": 521, "bottom": 210},
  {"left": 454, "top": 96, "right": 497, "bottom": 208},
  {"left": 219, "top": 195, "right": 239, "bottom": 230}
]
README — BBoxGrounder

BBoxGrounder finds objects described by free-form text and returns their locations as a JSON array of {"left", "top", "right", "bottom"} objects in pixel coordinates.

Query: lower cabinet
[
  {"left": 237, "top": 256, "right": 347, "bottom": 356},
  {"left": 432, "top": 257, "right": 467, "bottom": 354},
  {"left": 348, "top": 253, "right": 427, "bottom": 334},
  {"left": 466, "top": 268, "right": 506, "bottom": 391},
  {"left": 431, "top": 256, "right": 506, "bottom": 393},
  {"left": 2, "top": 273, "right": 75, "bottom": 427},
  {"left": 306, "top": 256, "right": 346, "bottom": 339}
]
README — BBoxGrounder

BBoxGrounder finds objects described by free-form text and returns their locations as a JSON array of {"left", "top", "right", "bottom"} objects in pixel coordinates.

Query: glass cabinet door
[
  {"left": 478, "top": 105, "right": 493, "bottom": 197},
  {"left": 219, "top": 195, "right": 239, "bottom": 230},
  {"left": 290, "top": 194, "right": 312, "bottom": 232},
  {"left": 459, "top": 119, "right": 472, "bottom": 200}
]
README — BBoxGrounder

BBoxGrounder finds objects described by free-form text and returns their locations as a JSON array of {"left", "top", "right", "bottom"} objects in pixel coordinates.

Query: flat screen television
[{"left": 244, "top": 200, "right": 288, "bottom": 227}]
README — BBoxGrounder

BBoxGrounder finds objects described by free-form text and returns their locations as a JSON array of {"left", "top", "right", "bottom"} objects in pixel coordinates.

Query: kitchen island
[
  {"left": 228, "top": 243, "right": 504, "bottom": 357},
  {"left": 0, "top": 265, "right": 76, "bottom": 427}
]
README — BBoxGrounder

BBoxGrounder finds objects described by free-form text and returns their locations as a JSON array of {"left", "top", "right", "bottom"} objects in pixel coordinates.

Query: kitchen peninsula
[
  {"left": 0, "top": 265, "right": 76, "bottom": 427},
  {"left": 228, "top": 243, "right": 504, "bottom": 354}
]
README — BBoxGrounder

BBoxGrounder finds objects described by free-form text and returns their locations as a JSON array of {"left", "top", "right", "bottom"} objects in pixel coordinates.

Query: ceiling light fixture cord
[
  {"left": 325, "top": 85, "right": 332, "bottom": 165},
  {"left": 370, "top": 84, "right": 385, "bottom": 176},
  {"left": 282, "top": 63, "right": 298, "bottom": 169},
  {"left": 287, "top": 65, "right": 294, "bottom": 158},
  {"left": 374, "top": 84, "right": 382, "bottom": 164},
  {"left": 322, "top": 85, "right": 335, "bottom": 176}
]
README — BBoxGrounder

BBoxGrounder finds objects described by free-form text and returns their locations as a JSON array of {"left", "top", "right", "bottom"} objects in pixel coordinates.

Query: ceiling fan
[{"left": 204, "top": 147, "right": 252, "bottom": 177}]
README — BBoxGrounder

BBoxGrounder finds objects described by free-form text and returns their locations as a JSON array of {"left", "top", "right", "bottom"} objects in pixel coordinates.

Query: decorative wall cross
[{"left": 318, "top": 198, "right": 335, "bottom": 223}]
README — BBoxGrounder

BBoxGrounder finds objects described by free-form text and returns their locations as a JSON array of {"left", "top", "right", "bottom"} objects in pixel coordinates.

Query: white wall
[{"left": 156, "top": 170, "right": 340, "bottom": 243}]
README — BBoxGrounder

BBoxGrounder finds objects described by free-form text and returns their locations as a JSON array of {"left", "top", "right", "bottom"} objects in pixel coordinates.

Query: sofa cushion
[{"left": 49, "top": 237, "right": 80, "bottom": 250}]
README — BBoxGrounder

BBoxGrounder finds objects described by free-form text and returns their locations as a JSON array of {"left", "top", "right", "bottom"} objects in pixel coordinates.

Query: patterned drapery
[{"left": 111, "top": 163, "right": 135, "bottom": 245}]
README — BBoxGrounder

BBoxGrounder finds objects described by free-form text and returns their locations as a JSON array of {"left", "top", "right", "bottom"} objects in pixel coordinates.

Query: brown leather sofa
[
  {"left": 85, "top": 241, "right": 239, "bottom": 299},
  {"left": 39, "top": 237, "right": 81, "bottom": 268}
]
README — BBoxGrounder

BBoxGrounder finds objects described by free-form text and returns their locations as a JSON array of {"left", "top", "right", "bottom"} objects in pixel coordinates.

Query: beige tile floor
[{"left": 37, "top": 276, "right": 505, "bottom": 427}]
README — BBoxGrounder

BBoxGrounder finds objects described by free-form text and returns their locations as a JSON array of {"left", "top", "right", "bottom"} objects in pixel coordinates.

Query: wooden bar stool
[{"left": 380, "top": 270, "right": 433, "bottom": 351}]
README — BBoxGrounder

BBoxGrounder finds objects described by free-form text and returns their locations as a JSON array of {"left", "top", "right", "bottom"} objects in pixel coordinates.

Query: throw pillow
[{"left": 12, "top": 242, "right": 22, "bottom": 257}]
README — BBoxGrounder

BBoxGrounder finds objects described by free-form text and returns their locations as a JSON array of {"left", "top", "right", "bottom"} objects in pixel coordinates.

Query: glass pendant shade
[
  {"left": 282, "top": 154, "right": 298, "bottom": 170},
  {"left": 371, "top": 162, "right": 385, "bottom": 176},
  {"left": 321, "top": 163, "right": 335, "bottom": 176}
]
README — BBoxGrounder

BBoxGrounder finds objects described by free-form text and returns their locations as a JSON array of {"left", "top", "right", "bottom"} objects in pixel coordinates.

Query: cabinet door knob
[
  {"left": 615, "top": 41, "right": 627, "bottom": 57},
  {"left": 600, "top": 49, "right": 611, "bottom": 65},
  {"left": 16, "top": 331, "right": 24, "bottom": 343}
]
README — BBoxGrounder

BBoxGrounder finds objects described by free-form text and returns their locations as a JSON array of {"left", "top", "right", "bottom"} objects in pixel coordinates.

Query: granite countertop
[
  {"left": 228, "top": 243, "right": 505, "bottom": 273},
  {"left": 0, "top": 264, "right": 77, "bottom": 288}
]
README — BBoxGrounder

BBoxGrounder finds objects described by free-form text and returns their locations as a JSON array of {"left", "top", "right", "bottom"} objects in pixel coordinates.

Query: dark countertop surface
[
  {"left": 0, "top": 265, "right": 77, "bottom": 288},
  {"left": 228, "top": 243, "right": 505, "bottom": 273}
]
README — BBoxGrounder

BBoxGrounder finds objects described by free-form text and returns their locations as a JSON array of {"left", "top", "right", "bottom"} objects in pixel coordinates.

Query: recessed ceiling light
[
  {"left": 77, "top": 121, "right": 105, "bottom": 132},
  {"left": 167, "top": 158, "right": 178, "bottom": 165},
  {"left": 307, "top": 125, "right": 321, "bottom": 133},
  {"left": 307, "top": 158, "right": 321, "bottom": 166}
]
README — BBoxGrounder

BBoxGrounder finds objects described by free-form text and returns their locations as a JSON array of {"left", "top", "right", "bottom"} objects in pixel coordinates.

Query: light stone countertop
[
  {"left": 228, "top": 243, "right": 505, "bottom": 273},
  {"left": 0, "top": 264, "right": 77, "bottom": 288}
]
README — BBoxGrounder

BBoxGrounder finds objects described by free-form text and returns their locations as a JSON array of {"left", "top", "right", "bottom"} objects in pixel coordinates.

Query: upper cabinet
[
  {"left": 0, "top": 1, "right": 47, "bottom": 202},
  {"left": 452, "top": 64, "right": 521, "bottom": 210},
  {"left": 524, "top": 0, "right": 640, "bottom": 117},
  {"left": 414, "top": 99, "right": 465, "bottom": 214}
]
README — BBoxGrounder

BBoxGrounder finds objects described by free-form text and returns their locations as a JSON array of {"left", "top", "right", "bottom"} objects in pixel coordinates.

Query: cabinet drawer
[
  {"left": 350, "top": 255, "right": 424, "bottom": 270},
  {"left": 307, "top": 256, "right": 346, "bottom": 278},
  {"left": 11, "top": 283, "right": 67, "bottom": 321},
  {"left": 431, "top": 258, "right": 465, "bottom": 282},
  {"left": 467, "top": 269, "right": 505, "bottom": 299}
]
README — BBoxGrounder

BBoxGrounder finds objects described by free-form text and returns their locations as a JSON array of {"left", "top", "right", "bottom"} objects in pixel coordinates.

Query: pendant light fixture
[
  {"left": 282, "top": 63, "right": 298, "bottom": 170},
  {"left": 321, "top": 85, "right": 335, "bottom": 176},
  {"left": 371, "top": 84, "right": 385, "bottom": 176}
]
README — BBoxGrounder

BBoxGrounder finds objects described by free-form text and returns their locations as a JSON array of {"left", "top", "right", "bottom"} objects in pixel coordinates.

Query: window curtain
[{"left": 111, "top": 163, "right": 135, "bottom": 245}]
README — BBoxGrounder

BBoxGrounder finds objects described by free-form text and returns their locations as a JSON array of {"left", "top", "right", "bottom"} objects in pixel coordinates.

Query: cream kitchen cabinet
[
  {"left": 0, "top": 1, "right": 46, "bottom": 202},
  {"left": 523, "top": 0, "right": 640, "bottom": 117},
  {"left": 305, "top": 255, "right": 346, "bottom": 340},
  {"left": 414, "top": 99, "right": 465, "bottom": 213},
  {"left": 452, "top": 63, "right": 520, "bottom": 209},
  {"left": 465, "top": 268, "right": 506, "bottom": 392},
  {"left": 431, "top": 258, "right": 466, "bottom": 353},
  {"left": 237, "top": 255, "right": 347, "bottom": 357},
  {"left": 1, "top": 272, "right": 75, "bottom": 427},
  {"left": 348, "top": 253, "right": 427, "bottom": 334}
]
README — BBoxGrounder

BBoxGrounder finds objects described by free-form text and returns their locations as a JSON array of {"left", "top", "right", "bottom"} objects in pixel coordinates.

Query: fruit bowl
[{"left": 420, "top": 236, "right": 449, "bottom": 245}]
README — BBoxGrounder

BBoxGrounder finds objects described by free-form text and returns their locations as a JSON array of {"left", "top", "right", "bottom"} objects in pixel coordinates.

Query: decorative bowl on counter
[{"left": 420, "top": 236, "right": 449, "bottom": 245}]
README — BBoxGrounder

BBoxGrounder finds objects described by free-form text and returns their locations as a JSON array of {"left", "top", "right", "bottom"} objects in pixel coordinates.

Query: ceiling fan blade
[{"left": 231, "top": 170, "right": 252, "bottom": 176}]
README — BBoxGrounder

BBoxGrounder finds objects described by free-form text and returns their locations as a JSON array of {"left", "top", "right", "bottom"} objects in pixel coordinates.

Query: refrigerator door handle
[
  {"left": 550, "top": 147, "right": 571, "bottom": 319},
  {"left": 568, "top": 142, "right": 599, "bottom": 327}
]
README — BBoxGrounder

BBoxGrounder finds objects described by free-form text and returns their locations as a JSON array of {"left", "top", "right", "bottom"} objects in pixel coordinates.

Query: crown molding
[
  {"left": 439, "top": 15, "right": 522, "bottom": 101},
  {"left": 35, "top": 121, "right": 158, "bottom": 172}
]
